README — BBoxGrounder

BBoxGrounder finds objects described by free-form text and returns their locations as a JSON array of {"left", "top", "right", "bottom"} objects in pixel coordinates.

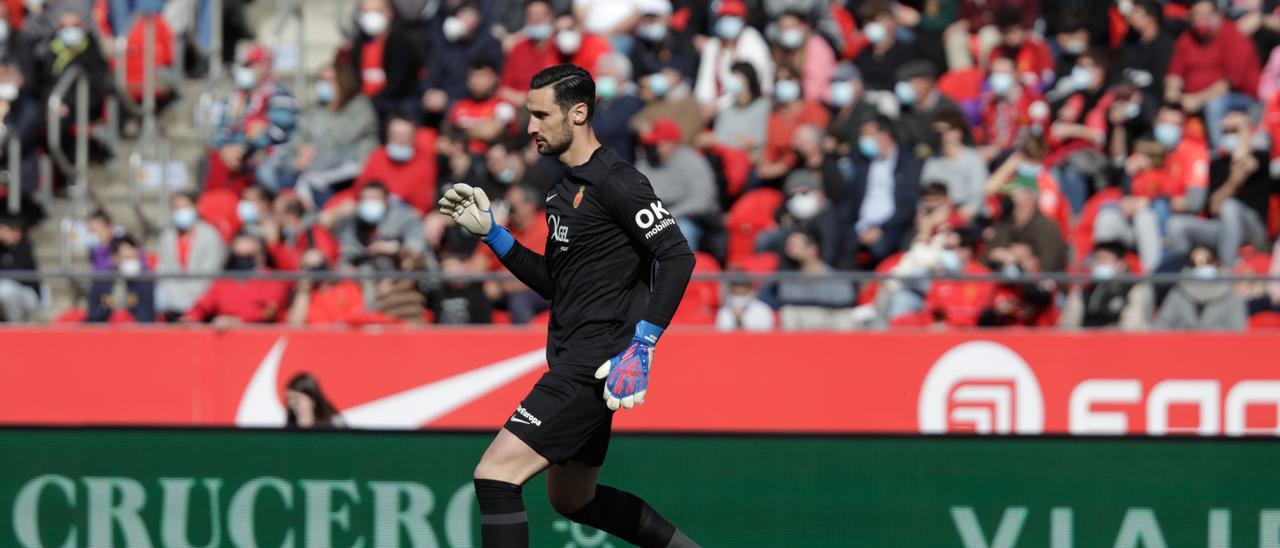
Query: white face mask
[
  {"left": 787, "top": 192, "right": 821, "bottom": 220},
  {"left": 555, "top": 30, "right": 582, "bottom": 54},
  {"left": 358, "top": 11, "right": 390, "bottom": 36},
  {"left": 119, "top": 258, "right": 143, "bottom": 277},
  {"left": 863, "top": 22, "right": 888, "bottom": 45},
  {"left": 829, "top": 81, "right": 857, "bottom": 107},
  {"left": 57, "top": 26, "right": 86, "bottom": 47},
  {"left": 233, "top": 66, "right": 257, "bottom": 90},
  {"left": 0, "top": 83, "right": 18, "bottom": 102},
  {"left": 938, "top": 250, "right": 962, "bottom": 273},
  {"left": 779, "top": 28, "right": 806, "bottom": 50},
  {"left": 443, "top": 16, "right": 468, "bottom": 43},
  {"left": 0, "top": 21, "right": 10, "bottom": 42}
]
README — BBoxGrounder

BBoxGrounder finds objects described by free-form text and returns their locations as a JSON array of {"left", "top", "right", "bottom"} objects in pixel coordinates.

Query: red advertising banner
[{"left": 2, "top": 328, "right": 1278, "bottom": 435}]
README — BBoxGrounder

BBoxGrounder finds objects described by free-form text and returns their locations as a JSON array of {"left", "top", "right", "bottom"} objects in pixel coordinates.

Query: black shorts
[{"left": 504, "top": 364, "right": 614, "bottom": 466}]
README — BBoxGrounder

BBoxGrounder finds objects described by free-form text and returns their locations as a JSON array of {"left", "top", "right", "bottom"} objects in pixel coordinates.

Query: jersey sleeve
[{"left": 599, "top": 167, "right": 696, "bottom": 329}]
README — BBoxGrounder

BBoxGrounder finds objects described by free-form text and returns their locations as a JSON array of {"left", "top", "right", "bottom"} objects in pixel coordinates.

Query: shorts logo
[
  {"left": 918, "top": 341, "right": 1044, "bottom": 435},
  {"left": 635, "top": 201, "right": 674, "bottom": 239},
  {"left": 510, "top": 405, "right": 542, "bottom": 427},
  {"left": 573, "top": 185, "right": 585, "bottom": 208}
]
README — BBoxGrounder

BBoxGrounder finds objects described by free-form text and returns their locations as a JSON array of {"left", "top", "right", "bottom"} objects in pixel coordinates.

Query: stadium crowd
[{"left": 2, "top": 0, "right": 1280, "bottom": 331}]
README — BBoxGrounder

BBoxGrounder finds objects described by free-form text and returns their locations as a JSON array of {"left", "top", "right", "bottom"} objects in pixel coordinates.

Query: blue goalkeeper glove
[{"left": 594, "top": 321, "right": 663, "bottom": 410}]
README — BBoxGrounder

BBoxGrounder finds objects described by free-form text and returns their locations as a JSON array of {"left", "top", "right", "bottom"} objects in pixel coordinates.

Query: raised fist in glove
[
  {"left": 437, "top": 183, "right": 493, "bottom": 237},
  {"left": 594, "top": 321, "right": 663, "bottom": 410}
]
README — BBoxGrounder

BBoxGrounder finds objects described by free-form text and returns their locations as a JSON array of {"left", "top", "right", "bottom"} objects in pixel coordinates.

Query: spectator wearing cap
[
  {"left": 1155, "top": 244, "right": 1246, "bottom": 331},
  {"left": 445, "top": 57, "right": 518, "bottom": 155},
  {"left": 844, "top": 114, "right": 922, "bottom": 267},
  {"left": 694, "top": 0, "right": 773, "bottom": 113},
  {"left": 285, "top": 248, "right": 366, "bottom": 326},
  {"left": 853, "top": 1, "right": 919, "bottom": 92},
  {"left": 339, "top": 115, "right": 438, "bottom": 215},
  {"left": 593, "top": 52, "right": 644, "bottom": 163},
  {"left": 710, "top": 62, "right": 770, "bottom": 158},
  {"left": 181, "top": 233, "right": 292, "bottom": 326},
  {"left": 86, "top": 235, "right": 156, "bottom": 323},
  {"left": 756, "top": 164, "right": 846, "bottom": 270},
  {"left": 0, "top": 58, "right": 42, "bottom": 195},
  {"left": 156, "top": 193, "right": 227, "bottom": 319},
  {"left": 257, "top": 61, "right": 379, "bottom": 194},
  {"left": 0, "top": 215, "right": 37, "bottom": 322},
  {"left": 770, "top": 9, "right": 835, "bottom": 105},
  {"left": 628, "top": 1, "right": 696, "bottom": 81},
  {"left": 976, "top": 53, "right": 1046, "bottom": 162},
  {"left": 775, "top": 229, "right": 858, "bottom": 330},
  {"left": 205, "top": 44, "right": 298, "bottom": 194},
  {"left": 350, "top": 0, "right": 426, "bottom": 126},
  {"left": 1166, "top": 0, "right": 1260, "bottom": 150},
  {"left": 1116, "top": 0, "right": 1173, "bottom": 107},
  {"left": 985, "top": 172, "right": 1069, "bottom": 274},
  {"left": 1167, "top": 109, "right": 1270, "bottom": 268},
  {"left": 421, "top": 2, "right": 503, "bottom": 110},
  {"left": 893, "top": 60, "right": 959, "bottom": 147},
  {"left": 985, "top": 137, "right": 1070, "bottom": 237},
  {"left": 757, "top": 63, "right": 829, "bottom": 181},
  {"left": 921, "top": 109, "right": 988, "bottom": 219},
  {"left": 1060, "top": 241, "right": 1154, "bottom": 330},
  {"left": 987, "top": 5, "right": 1055, "bottom": 92},
  {"left": 826, "top": 62, "right": 877, "bottom": 158},
  {"left": 636, "top": 118, "right": 717, "bottom": 250},
  {"left": 498, "top": 0, "right": 556, "bottom": 105},
  {"left": 631, "top": 66, "right": 704, "bottom": 148}
]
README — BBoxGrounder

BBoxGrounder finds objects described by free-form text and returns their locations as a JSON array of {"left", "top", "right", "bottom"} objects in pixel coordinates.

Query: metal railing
[
  {"left": 46, "top": 66, "right": 91, "bottom": 291},
  {"left": 5, "top": 137, "right": 19, "bottom": 214},
  {"left": 268, "top": 0, "right": 307, "bottom": 105}
]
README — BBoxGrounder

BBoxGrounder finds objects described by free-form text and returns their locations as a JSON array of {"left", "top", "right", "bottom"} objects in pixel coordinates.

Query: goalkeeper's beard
[{"left": 536, "top": 119, "right": 573, "bottom": 156}]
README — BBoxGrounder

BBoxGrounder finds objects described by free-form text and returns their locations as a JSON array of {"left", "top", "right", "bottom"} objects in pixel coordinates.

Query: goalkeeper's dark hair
[{"left": 530, "top": 64, "right": 596, "bottom": 121}]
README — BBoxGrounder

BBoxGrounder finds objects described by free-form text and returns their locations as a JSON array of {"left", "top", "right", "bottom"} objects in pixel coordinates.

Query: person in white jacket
[{"left": 694, "top": 0, "right": 773, "bottom": 114}]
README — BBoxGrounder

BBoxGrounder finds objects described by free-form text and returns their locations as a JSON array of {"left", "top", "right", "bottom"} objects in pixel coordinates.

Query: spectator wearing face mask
[
  {"left": 826, "top": 63, "right": 877, "bottom": 158},
  {"left": 1167, "top": 109, "right": 1271, "bottom": 268},
  {"left": 921, "top": 109, "right": 988, "bottom": 219},
  {"left": 844, "top": 114, "right": 923, "bottom": 267},
  {"left": 548, "top": 13, "right": 612, "bottom": 75},
  {"left": 631, "top": 66, "right": 704, "bottom": 147},
  {"left": 710, "top": 62, "right": 770, "bottom": 158},
  {"left": 899, "top": 229, "right": 994, "bottom": 328},
  {"left": 694, "top": 0, "right": 773, "bottom": 113},
  {"left": 635, "top": 118, "right": 717, "bottom": 250},
  {"left": 757, "top": 63, "right": 829, "bottom": 181},
  {"left": 181, "top": 233, "right": 291, "bottom": 326},
  {"left": 349, "top": 0, "right": 426, "bottom": 126},
  {"left": 340, "top": 115, "right": 438, "bottom": 215},
  {"left": 1123, "top": 105, "right": 1209, "bottom": 231},
  {"left": 0, "top": 60, "right": 41, "bottom": 194},
  {"left": 715, "top": 275, "right": 775, "bottom": 332},
  {"left": 444, "top": 57, "right": 517, "bottom": 155},
  {"left": 986, "top": 5, "right": 1055, "bottom": 92},
  {"left": 421, "top": 2, "right": 502, "bottom": 110},
  {"left": 85, "top": 209, "right": 122, "bottom": 272},
  {"left": 1060, "top": 241, "right": 1153, "bottom": 330},
  {"left": 1049, "top": 13, "right": 1091, "bottom": 80},
  {"left": 38, "top": 7, "right": 109, "bottom": 161},
  {"left": 257, "top": 62, "right": 378, "bottom": 195},
  {"left": 0, "top": 214, "right": 37, "bottom": 322},
  {"left": 205, "top": 44, "right": 298, "bottom": 194},
  {"left": 985, "top": 137, "right": 1071, "bottom": 237},
  {"left": 628, "top": 1, "right": 696, "bottom": 82},
  {"left": 756, "top": 167, "right": 845, "bottom": 270},
  {"left": 338, "top": 182, "right": 428, "bottom": 268},
  {"left": 286, "top": 249, "right": 366, "bottom": 326},
  {"left": 853, "top": 1, "right": 919, "bottom": 92},
  {"left": 1082, "top": 159, "right": 1162, "bottom": 274},
  {"left": 979, "top": 239, "right": 1060, "bottom": 327},
  {"left": 498, "top": 0, "right": 557, "bottom": 105},
  {"left": 592, "top": 52, "right": 644, "bottom": 163},
  {"left": 893, "top": 60, "right": 959, "bottom": 148},
  {"left": 770, "top": 10, "right": 835, "bottom": 105},
  {"left": 1155, "top": 244, "right": 1246, "bottom": 331},
  {"left": 976, "top": 54, "right": 1048, "bottom": 162},
  {"left": 263, "top": 192, "right": 339, "bottom": 272},
  {"left": 1166, "top": 0, "right": 1259, "bottom": 152},
  {"left": 86, "top": 235, "right": 156, "bottom": 323},
  {"left": 155, "top": 193, "right": 227, "bottom": 319}
]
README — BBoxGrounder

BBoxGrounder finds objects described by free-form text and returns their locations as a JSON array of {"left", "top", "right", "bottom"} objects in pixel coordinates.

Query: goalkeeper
[{"left": 438, "top": 64, "right": 698, "bottom": 548}]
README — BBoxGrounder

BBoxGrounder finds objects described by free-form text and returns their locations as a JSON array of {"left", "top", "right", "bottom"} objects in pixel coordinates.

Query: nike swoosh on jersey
[
  {"left": 509, "top": 417, "right": 532, "bottom": 425},
  {"left": 546, "top": 194, "right": 558, "bottom": 203}
]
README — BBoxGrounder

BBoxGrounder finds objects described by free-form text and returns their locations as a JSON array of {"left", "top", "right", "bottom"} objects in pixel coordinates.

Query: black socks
[
  {"left": 565, "top": 485, "right": 697, "bottom": 547},
  {"left": 474, "top": 479, "right": 528, "bottom": 547}
]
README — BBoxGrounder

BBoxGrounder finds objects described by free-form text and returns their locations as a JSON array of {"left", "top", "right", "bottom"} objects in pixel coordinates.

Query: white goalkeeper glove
[{"left": 438, "top": 183, "right": 494, "bottom": 237}]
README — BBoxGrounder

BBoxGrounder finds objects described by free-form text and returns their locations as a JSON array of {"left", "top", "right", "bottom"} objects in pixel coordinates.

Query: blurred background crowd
[{"left": 2, "top": 0, "right": 1280, "bottom": 331}]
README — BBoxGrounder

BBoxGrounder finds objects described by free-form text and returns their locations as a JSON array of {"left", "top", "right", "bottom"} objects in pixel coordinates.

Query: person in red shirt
[
  {"left": 976, "top": 54, "right": 1049, "bottom": 163},
  {"left": 285, "top": 249, "right": 367, "bottom": 326},
  {"left": 987, "top": 5, "right": 1056, "bottom": 92},
  {"left": 498, "top": 0, "right": 556, "bottom": 106},
  {"left": 923, "top": 230, "right": 994, "bottom": 328},
  {"left": 346, "top": 115, "right": 439, "bottom": 214},
  {"left": 1165, "top": 0, "right": 1260, "bottom": 151},
  {"left": 447, "top": 57, "right": 518, "bottom": 155},
  {"left": 549, "top": 14, "right": 611, "bottom": 79},
  {"left": 181, "top": 233, "right": 292, "bottom": 326},
  {"left": 265, "top": 192, "right": 340, "bottom": 271},
  {"left": 756, "top": 63, "right": 831, "bottom": 181}
]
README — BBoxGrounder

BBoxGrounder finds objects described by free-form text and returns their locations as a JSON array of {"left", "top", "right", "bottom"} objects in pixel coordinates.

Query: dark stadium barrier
[
  {"left": 2, "top": 428, "right": 1279, "bottom": 547},
  {"left": 2, "top": 328, "right": 1279, "bottom": 436}
]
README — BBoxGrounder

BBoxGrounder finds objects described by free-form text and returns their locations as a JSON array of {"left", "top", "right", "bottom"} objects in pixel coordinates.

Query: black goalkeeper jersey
[{"left": 497, "top": 146, "right": 695, "bottom": 368}]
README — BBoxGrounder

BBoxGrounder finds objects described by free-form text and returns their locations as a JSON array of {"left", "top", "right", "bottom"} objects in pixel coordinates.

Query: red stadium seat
[
  {"left": 197, "top": 188, "right": 241, "bottom": 242},
  {"left": 53, "top": 308, "right": 87, "bottom": 323},
  {"left": 1249, "top": 311, "right": 1280, "bottom": 330},
  {"left": 706, "top": 144, "right": 752, "bottom": 200},
  {"left": 724, "top": 188, "right": 783, "bottom": 265},
  {"left": 672, "top": 252, "right": 721, "bottom": 325},
  {"left": 858, "top": 252, "right": 904, "bottom": 306}
]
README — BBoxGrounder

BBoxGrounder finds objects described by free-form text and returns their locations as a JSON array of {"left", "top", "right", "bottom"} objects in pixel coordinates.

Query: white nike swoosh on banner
[
  {"left": 235, "top": 339, "right": 547, "bottom": 429},
  {"left": 235, "top": 337, "right": 290, "bottom": 427}
]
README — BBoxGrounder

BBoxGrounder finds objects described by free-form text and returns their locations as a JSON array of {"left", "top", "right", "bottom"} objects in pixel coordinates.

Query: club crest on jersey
[{"left": 573, "top": 185, "right": 585, "bottom": 208}]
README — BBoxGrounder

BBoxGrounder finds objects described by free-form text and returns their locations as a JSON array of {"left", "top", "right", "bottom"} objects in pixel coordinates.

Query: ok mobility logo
[
  {"left": 917, "top": 341, "right": 1280, "bottom": 436},
  {"left": 235, "top": 338, "right": 547, "bottom": 429}
]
